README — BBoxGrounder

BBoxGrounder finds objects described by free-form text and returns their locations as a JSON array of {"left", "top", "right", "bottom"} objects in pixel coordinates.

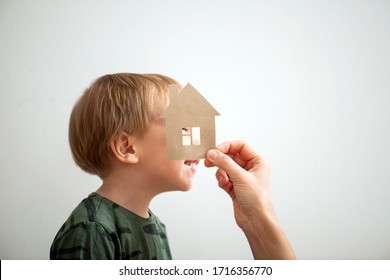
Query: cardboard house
[{"left": 163, "top": 83, "right": 220, "bottom": 160}]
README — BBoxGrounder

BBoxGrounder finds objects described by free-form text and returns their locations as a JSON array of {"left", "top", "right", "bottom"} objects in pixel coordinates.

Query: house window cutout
[{"left": 182, "top": 127, "right": 201, "bottom": 146}]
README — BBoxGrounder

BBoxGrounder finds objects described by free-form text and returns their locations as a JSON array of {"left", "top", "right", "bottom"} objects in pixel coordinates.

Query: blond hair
[{"left": 69, "top": 73, "right": 179, "bottom": 178}]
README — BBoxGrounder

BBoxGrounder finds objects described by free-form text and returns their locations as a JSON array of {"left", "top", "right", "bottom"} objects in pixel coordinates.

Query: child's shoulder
[
  {"left": 53, "top": 192, "right": 168, "bottom": 242},
  {"left": 53, "top": 193, "right": 116, "bottom": 238},
  {"left": 73, "top": 192, "right": 115, "bottom": 224}
]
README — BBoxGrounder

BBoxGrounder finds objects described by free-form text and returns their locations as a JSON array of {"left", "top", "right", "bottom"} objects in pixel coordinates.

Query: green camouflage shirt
[{"left": 50, "top": 193, "right": 172, "bottom": 260}]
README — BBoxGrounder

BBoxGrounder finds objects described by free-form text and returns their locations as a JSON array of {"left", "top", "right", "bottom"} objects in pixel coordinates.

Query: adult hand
[
  {"left": 205, "top": 141, "right": 295, "bottom": 260},
  {"left": 204, "top": 141, "right": 272, "bottom": 229}
]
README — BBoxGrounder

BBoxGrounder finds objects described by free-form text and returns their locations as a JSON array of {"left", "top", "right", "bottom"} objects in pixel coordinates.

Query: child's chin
[{"left": 178, "top": 182, "right": 193, "bottom": 192}]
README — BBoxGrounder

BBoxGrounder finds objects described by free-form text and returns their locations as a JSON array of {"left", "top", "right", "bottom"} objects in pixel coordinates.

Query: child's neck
[{"left": 97, "top": 176, "right": 155, "bottom": 219}]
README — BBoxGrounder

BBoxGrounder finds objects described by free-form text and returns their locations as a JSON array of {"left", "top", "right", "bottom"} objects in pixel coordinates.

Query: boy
[{"left": 50, "top": 73, "right": 199, "bottom": 259}]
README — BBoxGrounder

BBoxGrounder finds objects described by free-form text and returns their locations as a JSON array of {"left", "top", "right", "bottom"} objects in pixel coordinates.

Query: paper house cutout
[{"left": 163, "top": 83, "right": 220, "bottom": 160}]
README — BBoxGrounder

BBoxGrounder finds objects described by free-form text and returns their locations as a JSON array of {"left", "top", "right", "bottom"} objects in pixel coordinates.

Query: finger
[
  {"left": 219, "top": 180, "right": 235, "bottom": 200},
  {"left": 204, "top": 158, "right": 215, "bottom": 168},
  {"left": 209, "top": 153, "right": 246, "bottom": 169},
  {"left": 215, "top": 141, "right": 259, "bottom": 162},
  {"left": 232, "top": 152, "right": 247, "bottom": 169},
  {"left": 212, "top": 168, "right": 234, "bottom": 199},
  {"left": 206, "top": 149, "right": 245, "bottom": 182},
  {"left": 216, "top": 168, "right": 230, "bottom": 187},
  {"left": 205, "top": 141, "right": 248, "bottom": 168}
]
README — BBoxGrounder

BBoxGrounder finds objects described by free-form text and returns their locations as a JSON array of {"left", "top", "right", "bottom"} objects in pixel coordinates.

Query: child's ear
[{"left": 110, "top": 132, "right": 139, "bottom": 164}]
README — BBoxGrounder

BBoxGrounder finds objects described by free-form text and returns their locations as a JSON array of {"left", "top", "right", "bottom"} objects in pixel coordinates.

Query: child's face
[{"left": 135, "top": 116, "right": 199, "bottom": 194}]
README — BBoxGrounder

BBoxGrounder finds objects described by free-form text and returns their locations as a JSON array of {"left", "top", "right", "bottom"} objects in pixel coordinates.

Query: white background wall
[{"left": 1, "top": 0, "right": 389, "bottom": 259}]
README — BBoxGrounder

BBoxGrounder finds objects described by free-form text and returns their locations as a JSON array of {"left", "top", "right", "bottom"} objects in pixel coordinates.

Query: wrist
[
  {"left": 241, "top": 208, "right": 279, "bottom": 240},
  {"left": 241, "top": 210, "right": 296, "bottom": 260}
]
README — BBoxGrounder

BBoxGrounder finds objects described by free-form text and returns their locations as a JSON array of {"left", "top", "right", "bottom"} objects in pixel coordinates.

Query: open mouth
[{"left": 184, "top": 160, "right": 200, "bottom": 168}]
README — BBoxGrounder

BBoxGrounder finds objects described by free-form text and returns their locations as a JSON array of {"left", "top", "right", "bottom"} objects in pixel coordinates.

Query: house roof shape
[
  {"left": 163, "top": 83, "right": 220, "bottom": 160},
  {"left": 163, "top": 83, "right": 220, "bottom": 117}
]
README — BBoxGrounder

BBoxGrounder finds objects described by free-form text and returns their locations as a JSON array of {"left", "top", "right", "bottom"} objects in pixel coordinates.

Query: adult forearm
[{"left": 242, "top": 212, "right": 296, "bottom": 260}]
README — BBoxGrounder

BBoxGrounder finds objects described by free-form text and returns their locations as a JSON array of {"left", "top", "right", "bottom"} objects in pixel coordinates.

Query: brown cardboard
[{"left": 163, "top": 83, "right": 220, "bottom": 160}]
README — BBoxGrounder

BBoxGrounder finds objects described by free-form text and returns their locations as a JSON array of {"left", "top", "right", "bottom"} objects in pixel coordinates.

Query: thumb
[{"left": 206, "top": 149, "right": 244, "bottom": 181}]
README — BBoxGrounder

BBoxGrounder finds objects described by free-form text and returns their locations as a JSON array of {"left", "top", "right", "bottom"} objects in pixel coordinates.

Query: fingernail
[{"left": 207, "top": 150, "right": 219, "bottom": 160}]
